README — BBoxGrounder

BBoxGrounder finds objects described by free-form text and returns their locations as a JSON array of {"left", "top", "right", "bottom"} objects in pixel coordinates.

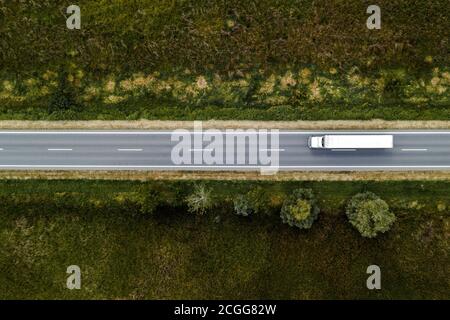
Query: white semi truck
[{"left": 308, "top": 135, "right": 394, "bottom": 149}]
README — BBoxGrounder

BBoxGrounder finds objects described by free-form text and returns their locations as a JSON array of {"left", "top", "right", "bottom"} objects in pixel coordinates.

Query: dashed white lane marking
[
  {"left": 331, "top": 149, "right": 356, "bottom": 152},
  {"left": 260, "top": 148, "right": 285, "bottom": 152},
  {"left": 401, "top": 148, "right": 428, "bottom": 152},
  {"left": 189, "top": 149, "right": 213, "bottom": 152},
  {"left": 48, "top": 148, "right": 73, "bottom": 151},
  {"left": 0, "top": 148, "right": 3, "bottom": 151},
  {"left": 117, "top": 148, "right": 143, "bottom": 152}
]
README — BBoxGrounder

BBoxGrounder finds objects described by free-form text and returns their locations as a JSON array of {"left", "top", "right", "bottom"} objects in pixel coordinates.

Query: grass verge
[{"left": 0, "top": 179, "right": 448, "bottom": 299}]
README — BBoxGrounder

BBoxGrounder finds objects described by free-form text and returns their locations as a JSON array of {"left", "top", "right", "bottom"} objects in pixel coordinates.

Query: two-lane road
[{"left": 0, "top": 130, "right": 449, "bottom": 170}]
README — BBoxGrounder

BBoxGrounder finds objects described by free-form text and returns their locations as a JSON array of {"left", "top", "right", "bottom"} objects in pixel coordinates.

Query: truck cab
[{"left": 308, "top": 136, "right": 325, "bottom": 148}]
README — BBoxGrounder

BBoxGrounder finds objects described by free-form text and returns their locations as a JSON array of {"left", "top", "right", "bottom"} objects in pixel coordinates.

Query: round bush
[
  {"left": 280, "top": 188, "right": 319, "bottom": 229},
  {"left": 346, "top": 192, "right": 396, "bottom": 238}
]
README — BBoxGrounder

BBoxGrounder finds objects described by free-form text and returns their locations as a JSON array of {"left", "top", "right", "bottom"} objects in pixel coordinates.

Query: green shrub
[
  {"left": 280, "top": 188, "right": 319, "bottom": 229},
  {"left": 346, "top": 192, "right": 396, "bottom": 238},
  {"left": 233, "top": 194, "right": 253, "bottom": 217},
  {"left": 186, "top": 184, "right": 213, "bottom": 215},
  {"left": 48, "top": 69, "right": 78, "bottom": 114},
  {"left": 247, "top": 186, "right": 273, "bottom": 216},
  {"left": 140, "top": 189, "right": 160, "bottom": 215}
]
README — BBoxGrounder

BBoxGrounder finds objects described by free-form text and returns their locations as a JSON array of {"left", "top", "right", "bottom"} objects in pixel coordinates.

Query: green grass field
[
  {"left": 0, "top": 1, "right": 448, "bottom": 120},
  {"left": 0, "top": 179, "right": 448, "bottom": 299}
]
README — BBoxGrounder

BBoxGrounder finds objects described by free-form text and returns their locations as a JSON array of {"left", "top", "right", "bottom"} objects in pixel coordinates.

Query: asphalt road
[{"left": 0, "top": 130, "right": 449, "bottom": 171}]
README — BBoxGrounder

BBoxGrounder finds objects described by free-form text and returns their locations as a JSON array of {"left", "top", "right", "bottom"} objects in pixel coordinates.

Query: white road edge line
[
  {"left": 401, "top": 148, "right": 428, "bottom": 151},
  {"left": 117, "top": 148, "right": 143, "bottom": 152}
]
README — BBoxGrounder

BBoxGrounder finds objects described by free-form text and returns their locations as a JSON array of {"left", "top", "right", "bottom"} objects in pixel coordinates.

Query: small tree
[
  {"left": 233, "top": 194, "right": 253, "bottom": 217},
  {"left": 346, "top": 192, "right": 396, "bottom": 238},
  {"left": 186, "top": 184, "right": 212, "bottom": 215},
  {"left": 280, "top": 188, "right": 319, "bottom": 229},
  {"left": 48, "top": 68, "right": 78, "bottom": 114}
]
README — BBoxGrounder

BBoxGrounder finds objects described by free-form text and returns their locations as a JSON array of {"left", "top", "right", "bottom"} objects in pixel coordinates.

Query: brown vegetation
[
  {"left": 0, "top": 119, "right": 450, "bottom": 130},
  {"left": 1, "top": 170, "right": 450, "bottom": 181}
]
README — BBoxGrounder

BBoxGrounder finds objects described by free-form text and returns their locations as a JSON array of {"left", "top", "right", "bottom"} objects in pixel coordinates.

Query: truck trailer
[{"left": 308, "top": 135, "right": 394, "bottom": 149}]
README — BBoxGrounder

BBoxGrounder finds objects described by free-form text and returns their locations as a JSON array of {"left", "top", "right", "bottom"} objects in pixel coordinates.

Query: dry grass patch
[
  {"left": 1, "top": 170, "right": 450, "bottom": 181},
  {"left": 1, "top": 120, "right": 450, "bottom": 130}
]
